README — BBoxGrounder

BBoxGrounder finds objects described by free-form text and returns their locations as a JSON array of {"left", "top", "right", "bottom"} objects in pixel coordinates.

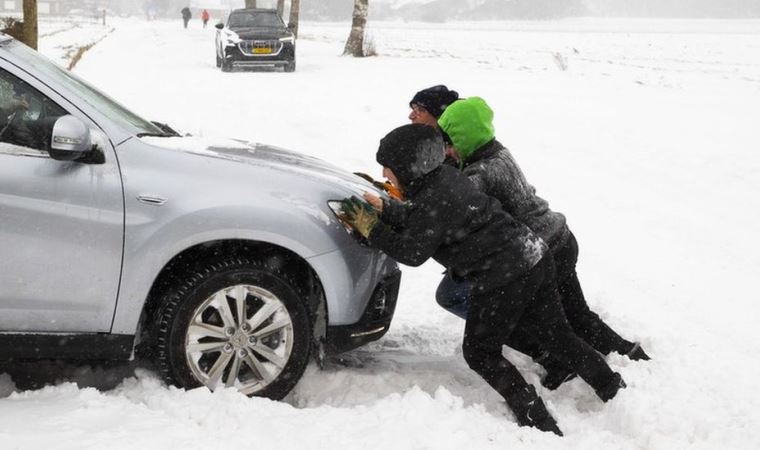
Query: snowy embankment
[
  {"left": 1, "top": 17, "right": 759, "bottom": 449},
  {"left": 34, "top": 17, "right": 113, "bottom": 68}
]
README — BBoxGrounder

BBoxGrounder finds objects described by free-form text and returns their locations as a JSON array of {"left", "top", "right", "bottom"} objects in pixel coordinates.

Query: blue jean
[{"left": 435, "top": 273, "right": 472, "bottom": 319}]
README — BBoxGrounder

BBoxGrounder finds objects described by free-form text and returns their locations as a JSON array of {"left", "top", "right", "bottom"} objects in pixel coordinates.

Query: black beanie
[
  {"left": 377, "top": 124, "right": 445, "bottom": 190},
  {"left": 409, "top": 85, "right": 459, "bottom": 118}
]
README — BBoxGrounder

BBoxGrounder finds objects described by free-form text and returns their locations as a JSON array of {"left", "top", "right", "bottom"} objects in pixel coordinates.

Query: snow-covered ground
[{"left": 1, "top": 17, "right": 759, "bottom": 449}]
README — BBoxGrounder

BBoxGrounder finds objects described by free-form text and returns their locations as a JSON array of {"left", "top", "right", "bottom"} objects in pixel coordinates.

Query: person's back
[
  {"left": 401, "top": 164, "right": 546, "bottom": 291},
  {"left": 439, "top": 97, "right": 568, "bottom": 249},
  {"left": 463, "top": 140, "right": 568, "bottom": 248}
]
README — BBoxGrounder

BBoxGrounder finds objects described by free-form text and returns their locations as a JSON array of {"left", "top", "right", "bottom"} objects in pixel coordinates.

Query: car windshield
[
  {"left": 2, "top": 39, "right": 166, "bottom": 136},
  {"left": 228, "top": 11, "right": 283, "bottom": 28}
]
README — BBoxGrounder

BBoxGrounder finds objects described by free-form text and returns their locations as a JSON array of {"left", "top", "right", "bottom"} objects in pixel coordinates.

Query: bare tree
[
  {"left": 288, "top": 0, "right": 300, "bottom": 38},
  {"left": 245, "top": 0, "right": 257, "bottom": 8},
  {"left": 343, "top": 0, "right": 368, "bottom": 57},
  {"left": 22, "top": 0, "right": 37, "bottom": 50},
  {"left": 277, "top": 0, "right": 285, "bottom": 17}
]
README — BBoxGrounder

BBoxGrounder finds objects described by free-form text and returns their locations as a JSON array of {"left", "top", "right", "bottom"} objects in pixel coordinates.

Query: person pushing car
[{"left": 341, "top": 124, "right": 627, "bottom": 435}]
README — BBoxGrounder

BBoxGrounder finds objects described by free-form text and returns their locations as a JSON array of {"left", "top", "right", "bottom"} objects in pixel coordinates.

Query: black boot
[
  {"left": 540, "top": 357, "right": 577, "bottom": 391},
  {"left": 508, "top": 387, "right": 563, "bottom": 436},
  {"left": 625, "top": 342, "right": 650, "bottom": 361},
  {"left": 595, "top": 372, "right": 626, "bottom": 402}
]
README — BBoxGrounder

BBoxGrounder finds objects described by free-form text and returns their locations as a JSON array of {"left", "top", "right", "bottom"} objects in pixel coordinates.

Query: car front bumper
[
  {"left": 324, "top": 268, "right": 401, "bottom": 354},
  {"left": 224, "top": 41, "right": 294, "bottom": 67}
]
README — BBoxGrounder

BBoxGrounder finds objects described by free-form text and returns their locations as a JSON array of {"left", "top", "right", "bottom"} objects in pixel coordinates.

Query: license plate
[{"left": 253, "top": 48, "right": 272, "bottom": 54}]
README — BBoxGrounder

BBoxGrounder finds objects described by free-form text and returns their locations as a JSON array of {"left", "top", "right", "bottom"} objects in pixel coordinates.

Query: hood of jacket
[
  {"left": 437, "top": 97, "right": 495, "bottom": 164},
  {"left": 376, "top": 124, "right": 445, "bottom": 193}
]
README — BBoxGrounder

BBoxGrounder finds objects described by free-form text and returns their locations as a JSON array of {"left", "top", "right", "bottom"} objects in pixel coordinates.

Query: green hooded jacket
[{"left": 437, "top": 97, "right": 495, "bottom": 166}]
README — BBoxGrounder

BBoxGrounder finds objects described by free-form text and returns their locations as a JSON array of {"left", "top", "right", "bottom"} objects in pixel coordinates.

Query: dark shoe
[
  {"left": 508, "top": 387, "right": 564, "bottom": 436},
  {"left": 595, "top": 372, "right": 626, "bottom": 402},
  {"left": 625, "top": 342, "right": 650, "bottom": 361},
  {"left": 540, "top": 359, "right": 577, "bottom": 391}
]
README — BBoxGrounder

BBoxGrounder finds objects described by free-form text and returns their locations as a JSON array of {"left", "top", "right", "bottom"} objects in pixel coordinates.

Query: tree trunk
[
  {"left": 343, "top": 0, "right": 368, "bottom": 57},
  {"left": 288, "top": 0, "right": 300, "bottom": 38},
  {"left": 22, "top": 0, "right": 38, "bottom": 50},
  {"left": 277, "top": 0, "right": 285, "bottom": 17},
  {"left": 245, "top": 0, "right": 257, "bottom": 8}
]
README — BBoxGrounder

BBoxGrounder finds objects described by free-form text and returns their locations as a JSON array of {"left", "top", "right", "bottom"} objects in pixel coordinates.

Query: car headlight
[
  {"left": 222, "top": 30, "right": 241, "bottom": 46},
  {"left": 279, "top": 36, "right": 295, "bottom": 43},
  {"left": 327, "top": 200, "right": 352, "bottom": 234}
]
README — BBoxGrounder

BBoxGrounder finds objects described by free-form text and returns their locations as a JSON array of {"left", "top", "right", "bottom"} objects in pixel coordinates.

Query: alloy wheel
[{"left": 184, "top": 284, "right": 294, "bottom": 395}]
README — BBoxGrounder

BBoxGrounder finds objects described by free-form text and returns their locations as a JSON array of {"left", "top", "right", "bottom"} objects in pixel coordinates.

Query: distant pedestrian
[
  {"left": 181, "top": 6, "right": 192, "bottom": 29},
  {"left": 201, "top": 9, "right": 210, "bottom": 28}
]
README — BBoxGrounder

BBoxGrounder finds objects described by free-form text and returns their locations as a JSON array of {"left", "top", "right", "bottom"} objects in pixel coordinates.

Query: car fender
[{"left": 110, "top": 138, "right": 378, "bottom": 334}]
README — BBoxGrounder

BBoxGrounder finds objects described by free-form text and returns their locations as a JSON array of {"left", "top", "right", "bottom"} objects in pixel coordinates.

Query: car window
[
  {"left": 228, "top": 12, "right": 283, "bottom": 28},
  {"left": 2, "top": 39, "right": 166, "bottom": 137},
  {"left": 0, "top": 68, "right": 67, "bottom": 155}
]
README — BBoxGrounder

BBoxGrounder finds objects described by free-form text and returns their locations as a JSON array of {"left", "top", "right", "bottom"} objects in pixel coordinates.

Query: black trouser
[
  {"left": 553, "top": 232, "right": 633, "bottom": 355},
  {"left": 462, "top": 256, "right": 618, "bottom": 412}
]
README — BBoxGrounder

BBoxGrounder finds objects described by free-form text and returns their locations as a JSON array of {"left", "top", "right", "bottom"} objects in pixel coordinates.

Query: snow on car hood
[{"left": 139, "top": 135, "right": 380, "bottom": 198}]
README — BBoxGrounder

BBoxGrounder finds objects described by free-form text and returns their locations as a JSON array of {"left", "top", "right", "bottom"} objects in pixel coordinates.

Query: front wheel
[
  {"left": 215, "top": 51, "right": 221, "bottom": 68},
  {"left": 284, "top": 59, "right": 296, "bottom": 72},
  {"left": 153, "top": 258, "right": 311, "bottom": 399}
]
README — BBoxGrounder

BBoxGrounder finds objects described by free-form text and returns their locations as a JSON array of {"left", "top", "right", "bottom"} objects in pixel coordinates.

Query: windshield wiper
[{"left": 137, "top": 121, "right": 181, "bottom": 138}]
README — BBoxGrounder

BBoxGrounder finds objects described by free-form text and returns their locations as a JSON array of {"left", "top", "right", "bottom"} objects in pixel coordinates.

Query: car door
[{"left": 0, "top": 64, "right": 124, "bottom": 332}]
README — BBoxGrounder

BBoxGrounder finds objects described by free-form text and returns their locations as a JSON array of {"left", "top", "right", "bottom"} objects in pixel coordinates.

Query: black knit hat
[
  {"left": 377, "top": 124, "right": 445, "bottom": 190},
  {"left": 409, "top": 85, "right": 460, "bottom": 118}
]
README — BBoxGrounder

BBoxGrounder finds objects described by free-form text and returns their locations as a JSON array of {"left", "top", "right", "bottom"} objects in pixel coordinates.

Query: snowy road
[{"left": 1, "top": 17, "right": 760, "bottom": 449}]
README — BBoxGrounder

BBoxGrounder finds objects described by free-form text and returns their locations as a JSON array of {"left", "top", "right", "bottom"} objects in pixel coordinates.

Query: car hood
[
  {"left": 138, "top": 136, "right": 377, "bottom": 197},
  {"left": 229, "top": 27, "right": 291, "bottom": 40}
]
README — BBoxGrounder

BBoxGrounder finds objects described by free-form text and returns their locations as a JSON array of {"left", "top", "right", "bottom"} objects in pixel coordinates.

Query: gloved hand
[{"left": 340, "top": 196, "right": 378, "bottom": 239}]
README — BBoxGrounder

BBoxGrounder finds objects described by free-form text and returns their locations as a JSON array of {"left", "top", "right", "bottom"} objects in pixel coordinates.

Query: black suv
[{"left": 215, "top": 8, "right": 296, "bottom": 72}]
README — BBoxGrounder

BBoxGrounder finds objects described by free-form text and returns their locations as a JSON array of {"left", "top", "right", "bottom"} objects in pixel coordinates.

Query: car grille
[{"left": 238, "top": 40, "right": 283, "bottom": 56}]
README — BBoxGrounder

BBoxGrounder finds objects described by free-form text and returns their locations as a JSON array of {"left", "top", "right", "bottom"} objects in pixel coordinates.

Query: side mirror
[
  {"left": 49, "top": 115, "right": 91, "bottom": 161},
  {"left": 215, "top": 22, "right": 224, "bottom": 30}
]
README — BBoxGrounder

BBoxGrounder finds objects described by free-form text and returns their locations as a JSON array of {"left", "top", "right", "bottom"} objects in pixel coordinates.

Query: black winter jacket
[
  {"left": 463, "top": 139, "right": 570, "bottom": 250},
  {"left": 369, "top": 165, "right": 547, "bottom": 292}
]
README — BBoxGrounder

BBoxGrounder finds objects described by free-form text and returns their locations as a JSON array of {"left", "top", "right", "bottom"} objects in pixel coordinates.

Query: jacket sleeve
[
  {"left": 368, "top": 205, "right": 445, "bottom": 267},
  {"left": 380, "top": 198, "right": 410, "bottom": 228}
]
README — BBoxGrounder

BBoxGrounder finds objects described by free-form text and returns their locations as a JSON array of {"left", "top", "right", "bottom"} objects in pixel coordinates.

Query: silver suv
[{"left": 0, "top": 35, "right": 400, "bottom": 399}]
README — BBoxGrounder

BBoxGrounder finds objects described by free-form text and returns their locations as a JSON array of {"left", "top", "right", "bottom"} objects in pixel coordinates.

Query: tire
[
  {"left": 153, "top": 257, "right": 311, "bottom": 400},
  {"left": 215, "top": 52, "right": 221, "bottom": 68},
  {"left": 284, "top": 59, "right": 296, "bottom": 72},
  {"left": 221, "top": 58, "right": 233, "bottom": 72}
]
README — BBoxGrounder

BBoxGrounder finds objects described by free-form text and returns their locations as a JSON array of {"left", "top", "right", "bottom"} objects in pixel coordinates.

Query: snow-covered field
[{"left": 1, "top": 17, "right": 760, "bottom": 449}]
